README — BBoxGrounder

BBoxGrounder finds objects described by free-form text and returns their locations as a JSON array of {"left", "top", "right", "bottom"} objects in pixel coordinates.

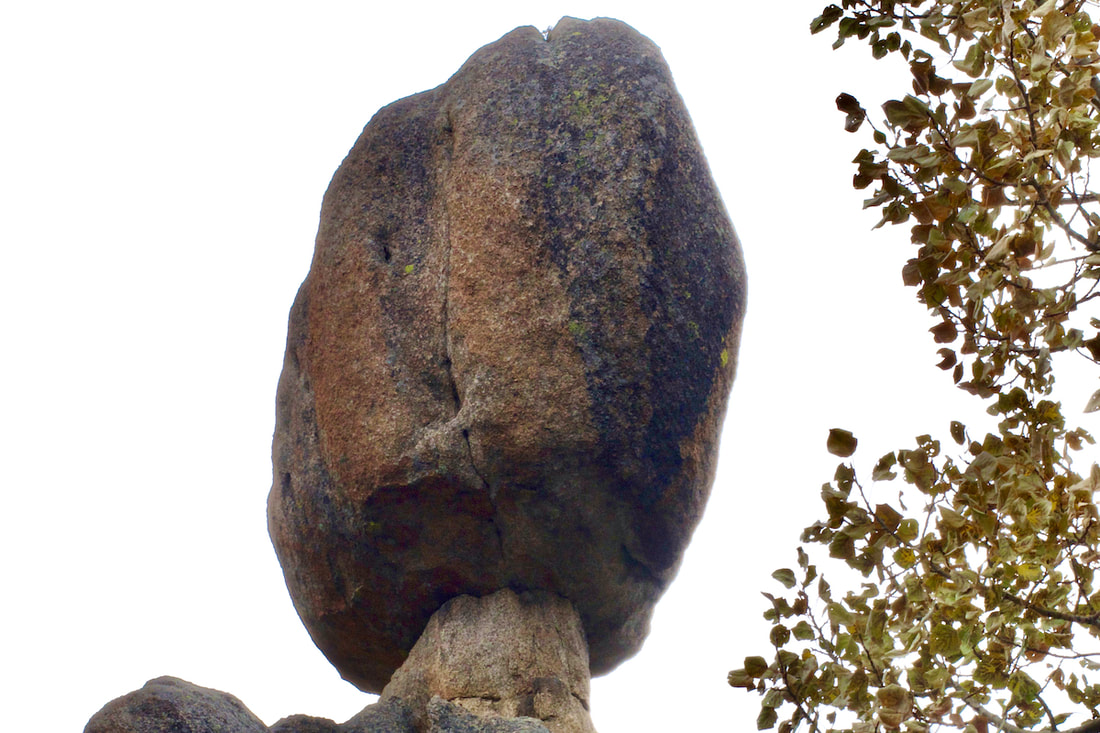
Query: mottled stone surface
[
  {"left": 340, "top": 700, "right": 417, "bottom": 733},
  {"left": 426, "top": 698, "right": 550, "bottom": 733},
  {"left": 270, "top": 714, "right": 340, "bottom": 733},
  {"left": 382, "top": 590, "right": 593, "bottom": 733},
  {"left": 83, "top": 676, "right": 268, "bottom": 733},
  {"left": 269, "top": 15, "right": 746, "bottom": 693}
]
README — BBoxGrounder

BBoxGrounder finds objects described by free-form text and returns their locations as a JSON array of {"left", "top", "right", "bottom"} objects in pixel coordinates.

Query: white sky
[{"left": 4, "top": 2, "right": 1096, "bottom": 731}]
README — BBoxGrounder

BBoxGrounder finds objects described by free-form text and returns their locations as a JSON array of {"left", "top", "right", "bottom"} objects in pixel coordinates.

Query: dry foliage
[{"left": 732, "top": 2, "right": 1100, "bottom": 732}]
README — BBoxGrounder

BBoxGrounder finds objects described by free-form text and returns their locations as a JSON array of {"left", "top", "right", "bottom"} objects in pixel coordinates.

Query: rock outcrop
[
  {"left": 381, "top": 589, "right": 593, "bottom": 733},
  {"left": 269, "top": 15, "right": 746, "bottom": 695},
  {"left": 84, "top": 677, "right": 269, "bottom": 733},
  {"left": 84, "top": 678, "right": 548, "bottom": 733}
]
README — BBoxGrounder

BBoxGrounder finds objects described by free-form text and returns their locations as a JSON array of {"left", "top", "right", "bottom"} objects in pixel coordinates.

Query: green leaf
[
  {"left": 930, "top": 624, "right": 961, "bottom": 657},
  {"left": 811, "top": 4, "right": 844, "bottom": 35},
  {"left": 1086, "top": 389, "right": 1100, "bottom": 413},
  {"left": 827, "top": 428, "right": 858, "bottom": 457},
  {"left": 875, "top": 503, "right": 903, "bottom": 530},
  {"left": 897, "top": 518, "right": 919, "bottom": 542},
  {"left": 762, "top": 688, "right": 785, "bottom": 709},
  {"left": 757, "top": 707, "right": 779, "bottom": 730},
  {"left": 872, "top": 452, "right": 898, "bottom": 481},
  {"left": 793, "top": 620, "right": 816, "bottom": 640},
  {"left": 728, "top": 668, "right": 753, "bottom": 687},
  {"left": 828, "top": 602, "right": 855, "bottom": 626},
  {"left": 953, "top": 43, "right": 985, "bottom": 77},
  {"left": 1010, "top": 670, "right": 1042, "bottom": 702},
  {"left": 967, "top": 78, "right": 993, "bottom": 98},
  {"left": 772, "top": 568, "right": 797, "bottom": 589},
  {"left": 876, "top": 684, "right": 912, "bottom": 728},
  {"left": 745, "top": 655, "right": 769, "bottom": 677},
  {"left": 883, "top": 97, "right": 929, "bottom": 130},
  {"left": 938, "top": 507, "right": 966, "bottom": 529}
]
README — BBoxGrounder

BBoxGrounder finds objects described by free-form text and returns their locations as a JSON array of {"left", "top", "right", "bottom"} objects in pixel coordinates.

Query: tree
[{"left": 730, "top": 2, "right": 1100, "bottom": 732}]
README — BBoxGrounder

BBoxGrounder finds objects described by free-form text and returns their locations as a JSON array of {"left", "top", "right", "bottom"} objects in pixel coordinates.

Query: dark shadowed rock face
[{"left": 269, "top": 15, "right": 746, "bottom": 693}]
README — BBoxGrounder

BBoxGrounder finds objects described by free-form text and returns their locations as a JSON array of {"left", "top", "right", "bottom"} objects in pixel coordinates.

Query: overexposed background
[{"left": 4, "top": 1, "right": 1089, "bottom": 730}]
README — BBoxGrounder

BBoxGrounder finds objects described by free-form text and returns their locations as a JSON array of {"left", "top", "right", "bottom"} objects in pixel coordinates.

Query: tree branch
[
  {"left": 962, "top": 698, "right": 1100, "bottom": 733},
  {"left": 1000, "top": 590, "right": 1100, "bottom": 630}
]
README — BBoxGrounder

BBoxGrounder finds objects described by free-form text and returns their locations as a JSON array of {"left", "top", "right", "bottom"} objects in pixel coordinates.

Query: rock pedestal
[{"left": 382, "top": 590, "right": 594, "bottom": 733}]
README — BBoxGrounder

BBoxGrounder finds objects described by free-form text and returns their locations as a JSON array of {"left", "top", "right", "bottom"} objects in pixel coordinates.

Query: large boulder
[{"left": 269, "top": 15, "right": 746, "bottom": 694}]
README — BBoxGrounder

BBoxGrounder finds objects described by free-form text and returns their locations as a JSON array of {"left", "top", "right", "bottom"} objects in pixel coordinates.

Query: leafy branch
[{"left": 733, "top": 2, "right": 1100, "bottom": 732}]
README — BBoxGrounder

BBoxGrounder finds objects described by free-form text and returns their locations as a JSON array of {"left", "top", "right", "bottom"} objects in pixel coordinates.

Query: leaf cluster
[
  {"left": 734, "top": 425, "right": 1099, "bottom": 733},
  {"left": 734, "top": 2, "right": 1100, "bottom": 732}
]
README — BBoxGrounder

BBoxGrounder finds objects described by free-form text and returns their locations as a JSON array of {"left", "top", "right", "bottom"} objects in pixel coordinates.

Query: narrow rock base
[{"left": 381, "top": 589, "right": 596, "bottom": 733}]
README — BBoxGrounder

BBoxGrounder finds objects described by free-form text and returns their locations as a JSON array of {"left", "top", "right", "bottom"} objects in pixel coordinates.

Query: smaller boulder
[
  {"left": 84, "top": 676, "right": 268, "bottom": 733},
  {"left": 270, "top": 714, "right": 340, "bottom": 733},
  {"left": 340, "top": 699, "right": 416, "bottom": 733}
]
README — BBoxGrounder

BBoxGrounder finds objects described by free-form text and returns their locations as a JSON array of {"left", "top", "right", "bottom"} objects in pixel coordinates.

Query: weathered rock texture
[
  {"left": 269, "top": 15, "right": 746, "bottom": 694},
  {"left": 424, "top": 698, "right": 550, "bottom": 733},
  {"left": 381, "top": 590, "right": 593, "bottom": 733},
  {"left": 84, "top": 677, "right": 548, "bottom": 733},
  {"left": 84, "top": 676, "right": 268, "bottom": 733}
]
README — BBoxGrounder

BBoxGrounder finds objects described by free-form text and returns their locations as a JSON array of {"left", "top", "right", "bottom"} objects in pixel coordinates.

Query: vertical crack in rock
[
  {"left": 439, "top": 151, "right": 490, "bottom": 493},
  {"left": 460, "top": 429, "right": 491, "bottom": 491},
  {"left": 437, "top": 127, "right": 502, "bottom": 568}
]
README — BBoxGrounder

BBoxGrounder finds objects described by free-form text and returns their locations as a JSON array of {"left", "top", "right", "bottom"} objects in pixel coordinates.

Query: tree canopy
[{"left": 731, "top": 2, "right": 1100, "bottom": 732}]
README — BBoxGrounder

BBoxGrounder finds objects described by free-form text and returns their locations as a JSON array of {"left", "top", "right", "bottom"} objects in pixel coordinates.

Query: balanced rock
[{"left": 269, "top": 15, "right": 746, "bottom": 694}]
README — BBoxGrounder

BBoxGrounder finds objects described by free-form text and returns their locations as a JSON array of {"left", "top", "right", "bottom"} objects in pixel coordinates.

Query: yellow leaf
[
  {"left": 1027, "top": 500, "right": 1052, "bottom": 528},
  {"left": 1017, "top": 563, "right": 1043, "bottom": 581},
  {"left": 894, "top": 547, "right": 918, "bottom": 569}
]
